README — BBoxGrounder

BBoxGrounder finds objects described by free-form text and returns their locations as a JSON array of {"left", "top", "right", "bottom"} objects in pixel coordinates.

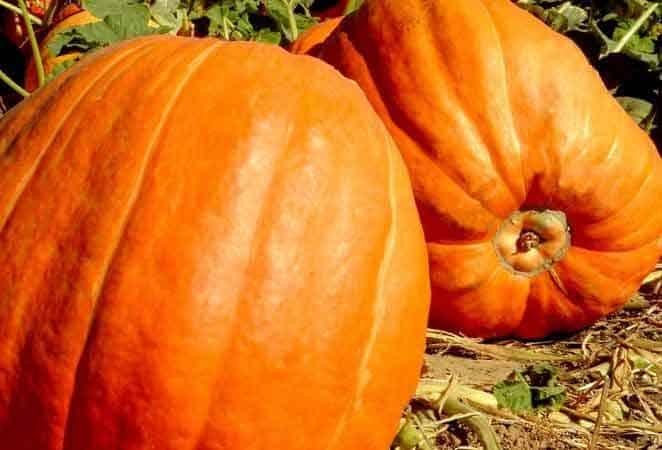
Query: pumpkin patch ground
[{"left": 1, "top": 1, "right": 661, "bottom": 450}]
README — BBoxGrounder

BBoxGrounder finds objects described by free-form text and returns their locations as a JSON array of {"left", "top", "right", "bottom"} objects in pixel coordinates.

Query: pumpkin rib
[
  {"left": 0, "top": 73, "right": 66, "bottom": 155},
  {"left": 345, "top": 14, "right": 518, "bottom": 219},
  {"left": 325, "top": 134, "right": 400, "bottom": 450},
  {"left": 478, "top": 0, "right": 528, "bottom": 203},
  {"left": 427, "top": 240, "right": 499, "bottom": 292},
  {"left": 367, "top": 74, "right": 505, "bottom": 226},
  {"left": 60, "top": 39, "right": 221, "bottom": 446},
  {"left": 323, "top": 30, "right": 478, "bottom": 215},
  {"left": 0, "top": 38, "right": 152, "bottom": 157},
  {"left": 0, "top": 42, "right": 163, "bottom": 425},
  {"left": 423, "top": 0, "right": 524, "bottom": 208},
  {"left": 192, "top": 107, "right": 317, "bottom": 448},
  {"left": 0, "top": 40, "right": 185, "bottom": 448},
  {"left": 557, "top": 245, "right": 658, "bottom": 310},
  {"left": 513, "top": 272, "right": 585, "bottom": 338},
  {"left": 317, "top": 30, "right": 501, "bottom": 239},
  {"left": 0, "top": 42, "right": 156, "bottom": 235},
  {"left": 431, "top": 264, "right": 530, "bottom": 337},
  {"left": 573, "top": 162, "right": 662, "bottom": 251}
]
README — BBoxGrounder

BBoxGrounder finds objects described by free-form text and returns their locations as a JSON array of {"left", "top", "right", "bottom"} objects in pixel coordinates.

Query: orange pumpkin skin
[
  {"left": 312, "top": 0, "right": 662, "bottom": 339},
  {"left": 0, "top": 36, "right": 430, "bottom": 450},
  {"left": 290, "top": 16, "right": 343, "bottom": 55}
]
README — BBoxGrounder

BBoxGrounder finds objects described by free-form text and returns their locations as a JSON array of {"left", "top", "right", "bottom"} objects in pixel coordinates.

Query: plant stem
[
  {"left": 221, "top": 15, "right": 230, "bottom": 40},
  {"left": 44, "top": 0, "right": 61, "bottom": 26},
  {"left": 286, "top": 0, "right": 298, "bottom": 41},
  {"left": 612, "top": 3, "right": 659, "bottom": 54},
  {"left": 0, "top": 69, "right": 30, "bottom": 97},
  {"left": 18, "top": 0, "right": 45, "bottom": 88},
  {"left": 0, "top": 0, "right": 42, "bottom": 25}
]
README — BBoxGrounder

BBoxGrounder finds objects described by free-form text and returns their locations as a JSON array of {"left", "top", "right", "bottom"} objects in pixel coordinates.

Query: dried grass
[{"left": 393, "top": 263, "right": 662, "bottom": 450}]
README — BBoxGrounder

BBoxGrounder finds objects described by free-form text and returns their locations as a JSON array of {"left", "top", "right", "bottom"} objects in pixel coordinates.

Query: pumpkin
[
  {"left": 306, "top": 0, "right": 662, "bottom": 339},
  {"left": 24, "top": 8, "right": 100, "bottom": 91},
  {"left": 289, "top": 16, "right": 343, "bottom": 55},
  {"left": 0, "top": 35, "right": 431, "bottom": 449}
]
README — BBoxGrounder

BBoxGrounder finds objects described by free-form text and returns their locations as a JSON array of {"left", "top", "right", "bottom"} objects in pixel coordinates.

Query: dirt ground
[{"left": 396, "top": 269, "right": 662, "bottom": 450}]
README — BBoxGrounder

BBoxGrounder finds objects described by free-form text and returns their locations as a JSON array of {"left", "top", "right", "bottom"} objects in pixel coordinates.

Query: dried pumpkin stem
[
  {"left": 493, "top": 209, "right": 570, "bottom": 278},
  {"left": 516, "top": 230, "right": 541, "bottom": 252},
  {"left": 17, "top": 0, "right": 45, "bottom": 88}
]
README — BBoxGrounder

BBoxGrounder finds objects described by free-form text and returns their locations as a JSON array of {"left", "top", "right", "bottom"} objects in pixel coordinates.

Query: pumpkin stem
[
  {"left": 516, "top": 230, "right": 541, "bottom": 252},
  {"left": 493, "top": 209, "right": 570, "bottom": 278}
]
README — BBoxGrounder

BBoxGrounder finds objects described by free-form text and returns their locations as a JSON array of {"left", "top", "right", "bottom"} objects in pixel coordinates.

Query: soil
[{"left": 407, "top": 288, "right": 662, "bottom": 450}]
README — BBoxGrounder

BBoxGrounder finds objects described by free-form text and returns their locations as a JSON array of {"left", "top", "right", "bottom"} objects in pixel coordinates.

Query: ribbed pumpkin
[
  {"left": 305, "top": 0, "right": 662, "bottom": 339},
  {"left": 0, "top": 35, "right": 430, "bottom": 449}
]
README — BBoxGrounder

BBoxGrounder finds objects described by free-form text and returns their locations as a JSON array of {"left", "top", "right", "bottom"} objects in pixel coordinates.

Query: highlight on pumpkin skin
[{"left": 309, "top": 0, "right": 662, "bottom": 339}]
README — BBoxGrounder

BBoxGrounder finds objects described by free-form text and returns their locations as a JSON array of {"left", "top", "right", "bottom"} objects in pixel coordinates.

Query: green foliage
[
  {"left": 150, "top": 0, "right": 186, "bottom": 30},
  {"left": 493, "top": 364, "right": 567, "bottom": 413},
  {"left": 47, "top": 0, "right": 174, "bottom": 57},
  {"left": 188, "top": 0, "right": 317, "bottom": 45},
  {"left": 392, "top": 419, "right": 425, "bottom": 450}
]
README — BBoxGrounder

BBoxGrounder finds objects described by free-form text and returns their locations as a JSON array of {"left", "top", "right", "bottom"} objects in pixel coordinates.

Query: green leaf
[
  {"left": 294, "top": 12, "right": 317, "bottom": 36},
  {"left": 264, "top": 0, "right": 291, "bottom": 37},
  {"left": 613, "top": 19, "right": 656, "bottom": 53},
  {"left": 493, "top": 372, "right": 533, "bottom": 413},
  {"left": 46, "top": 58, "right": 78, "bottom": 82},
  {"left": 46, "top": 3, "right": 167, "bottom": 58},
  {"left": 617, "top": 96, "right": 654, "bottom": 124},
  {"left": 493, "top": 364, "right": 566, "bottom": 413},
  {"left": 150, "top": 0, "right": 185, "bottom": 32},
  {"left": 253, "top": 28, "right": 281, "bottom": 44},
  {"left": 104, "top": 7, "right": 158, "bottom": 41},
  {"left": 263, "top": 0, "right": 317, "bottom": 42},
  {"left": 393, "top": 420, "right": 424, "bottom": 450},
  {"left": 61, "top": 22, "right": 120, "bottom": 48},
  {"left": 82, "top": 0, "right": 143, "bottom": 19},
  {"left": 47, "top": 31, "right": 77, "bottom": 56}
]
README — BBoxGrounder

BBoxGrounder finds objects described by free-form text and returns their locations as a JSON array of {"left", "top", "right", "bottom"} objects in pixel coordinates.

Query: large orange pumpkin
[
  {"left": 0, "top": 35, "right": 430, "bottom": 449},
  {"left": 305, "top": 0, "right": 662, "bottom": 338}
]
